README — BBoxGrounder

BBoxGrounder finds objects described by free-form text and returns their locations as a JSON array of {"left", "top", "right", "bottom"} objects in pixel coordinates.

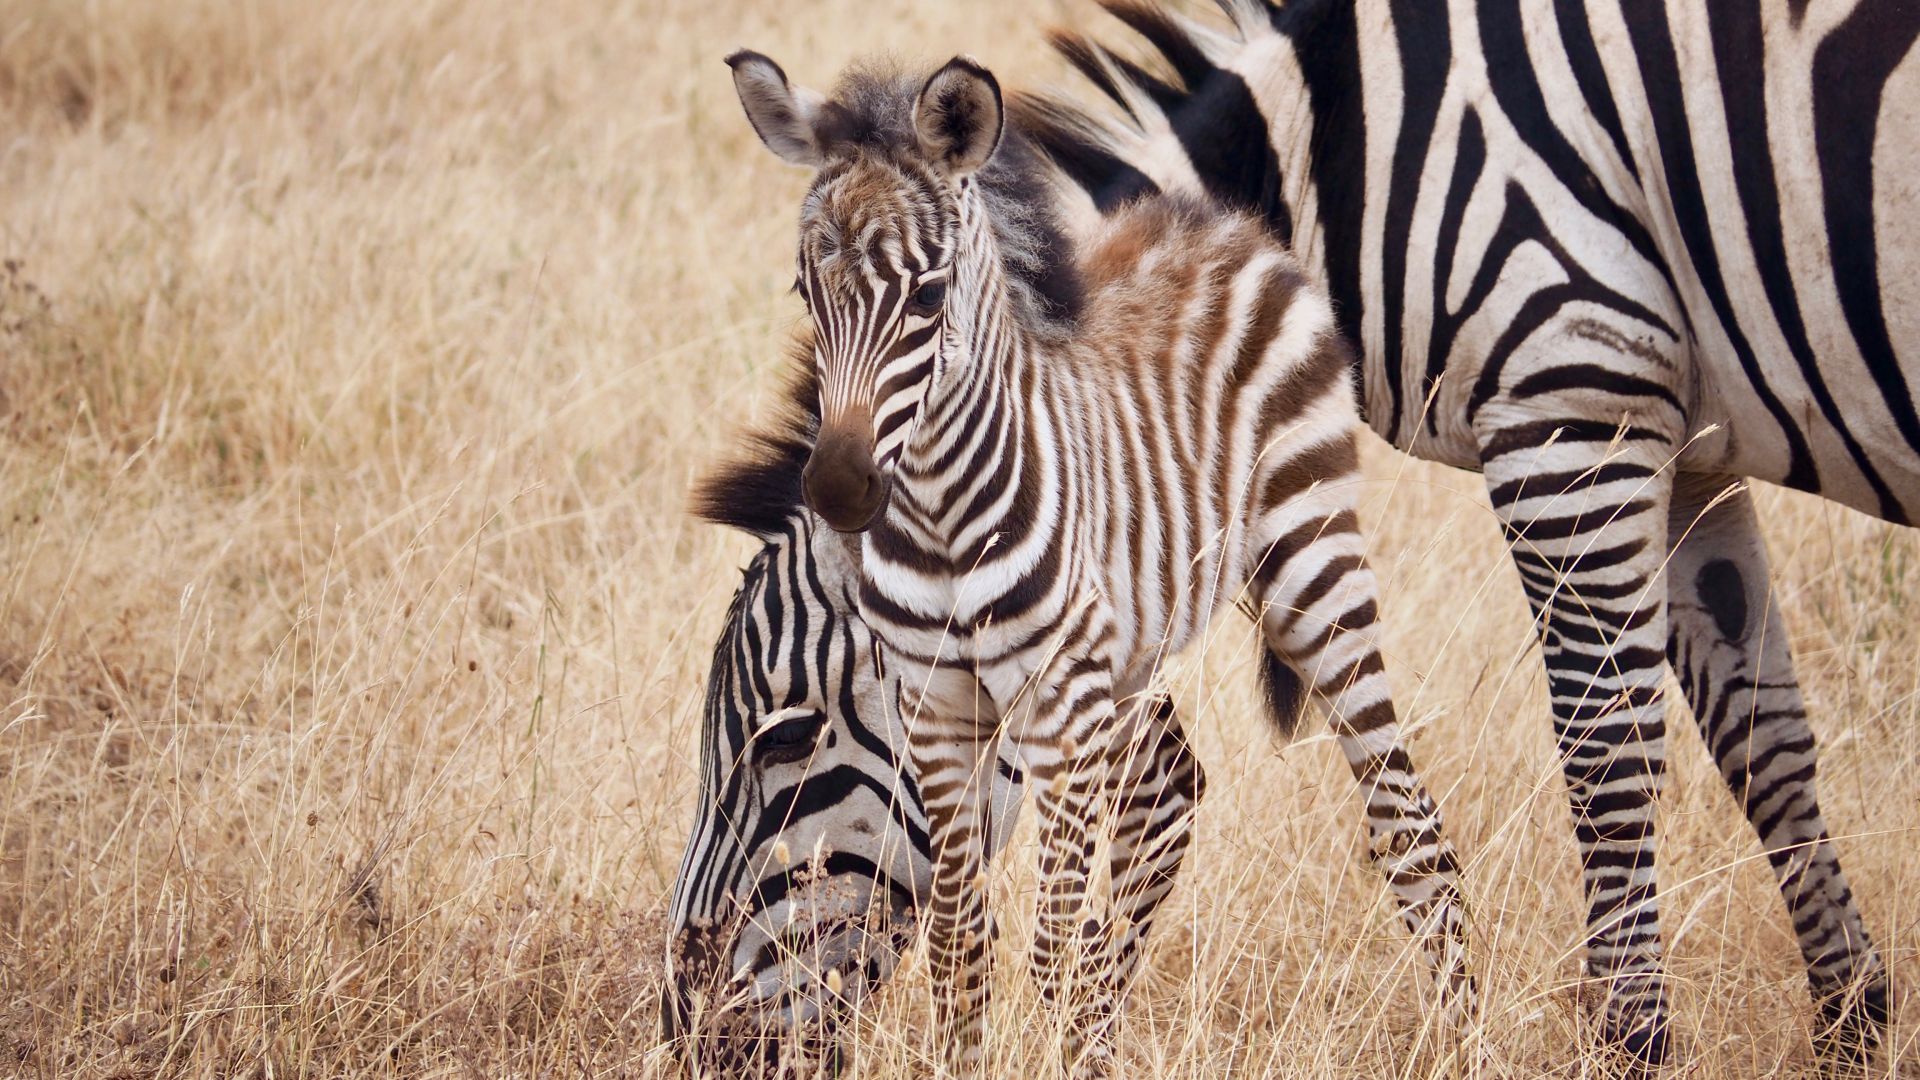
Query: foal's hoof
[{"left": 1812, "top": 976, "right": 1891, "bottom": 1074}]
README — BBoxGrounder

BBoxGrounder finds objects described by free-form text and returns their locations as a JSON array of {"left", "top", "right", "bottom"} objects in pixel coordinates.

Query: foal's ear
[
  {"left": 914, "top": 56, "right": 1003, "bottom": 178},
  {"left": 726, "top": 50, "right": 825, "bottom": 167}
]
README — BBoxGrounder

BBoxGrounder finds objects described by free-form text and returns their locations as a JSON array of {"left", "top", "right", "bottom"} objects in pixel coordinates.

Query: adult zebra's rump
[{"left": 1015, "top": 0, "right": 1913, "bottom": 1065}]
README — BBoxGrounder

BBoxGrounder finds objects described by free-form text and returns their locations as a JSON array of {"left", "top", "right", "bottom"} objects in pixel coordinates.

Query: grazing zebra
[
  {"left": 1013, "top": 0, "right": 1914, "bottom": 1065},
  {"left": 662, "top": 338, "right": 1207, "bottom": 1075},
  {"left": 726, "top": 50, "right": 1473, "bottom": 1074}
]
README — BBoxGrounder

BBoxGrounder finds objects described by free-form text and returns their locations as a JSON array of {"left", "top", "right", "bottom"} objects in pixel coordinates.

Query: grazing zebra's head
[
  {"left": 664, "top": 347, "right": 1025, "bottom": 1072},
  {"left": 726, "top": 51, "right": 1080, "bottom": 532}
]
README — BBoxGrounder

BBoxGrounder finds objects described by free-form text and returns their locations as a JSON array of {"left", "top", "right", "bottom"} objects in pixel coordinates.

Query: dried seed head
[
  {"left": 773, "top": 840, "right": 793, "bottom": 867},
  {"left": 825, "top": 968, "right": 844, "bottom": 996}
]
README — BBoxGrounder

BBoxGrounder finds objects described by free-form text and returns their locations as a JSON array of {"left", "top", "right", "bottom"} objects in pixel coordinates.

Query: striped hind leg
[
  {"left": 1481, "top": 420, "right": 1679, "bottom": 1063},
  {"left": 1667, "top": 474, "right": 1889, "bottom": 1065},
  {"left": 1250, "top": 500, "right": 1476, "bottom": 1024},
  {"left": 1069, "top": 696, "right": 1207, "bottom": 1075},
  {"left": 1103, "top": 698, "right": 1206, "bottom": 995}
]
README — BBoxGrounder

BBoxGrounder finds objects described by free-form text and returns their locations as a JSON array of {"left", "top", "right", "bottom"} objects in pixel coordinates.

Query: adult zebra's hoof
[
  {"left": 1599, "top": 1013, "right": 1670, "bottom": 1077},
  {"left": 1811, "top": 976, "right": 1891, "bottom": 1074}
]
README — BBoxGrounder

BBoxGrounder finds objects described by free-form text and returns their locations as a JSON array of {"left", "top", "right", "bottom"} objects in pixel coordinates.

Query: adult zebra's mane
[
  {"left": 691, "top": 332, "right": 821, "bottom": 540},
  {"left": 807, "top": 59, "right": 1085, "bottom": 333}
]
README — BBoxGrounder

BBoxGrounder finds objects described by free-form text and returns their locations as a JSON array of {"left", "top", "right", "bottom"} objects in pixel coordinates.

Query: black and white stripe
[
  {"left": 730, "top": 51, "right": 1472, "bottom": 1076},
  {"left": 1016, "top": 0, "right": 1911, "bottom": 1064},
  {"left": 662, "top": 358, "right": 1207, "bottom": 1075}
]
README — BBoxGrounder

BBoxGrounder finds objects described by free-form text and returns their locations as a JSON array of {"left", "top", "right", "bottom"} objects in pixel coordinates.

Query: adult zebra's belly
[{"left": 1683, "top": 332, "right": 1920, "bottom": 525}]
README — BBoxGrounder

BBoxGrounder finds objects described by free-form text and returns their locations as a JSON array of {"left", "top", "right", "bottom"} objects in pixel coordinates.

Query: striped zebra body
[
  {"left": 1018, "top": 0, "right": 1913, "bottom": 1064},
  {"left": 729, "top": 52, "right": 1472, "bottom": 1075},
  {"left": 662, "top": 348, "right": 1206, "bottom": 1075}
]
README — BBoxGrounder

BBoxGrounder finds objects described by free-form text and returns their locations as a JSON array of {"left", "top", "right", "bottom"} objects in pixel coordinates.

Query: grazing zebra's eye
[
  {"left": 754, "top": 708, "right": 825, "bottom": 767},
  {"left": 907, "top": 280, "right": 947, "bottom": 317}
]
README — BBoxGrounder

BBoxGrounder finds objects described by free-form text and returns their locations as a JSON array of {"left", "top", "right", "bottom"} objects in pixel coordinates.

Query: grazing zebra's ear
[
  {"left": 726, "top": 49, "right": 825, "bottom": 167},
  {"left": 914, "top": 56, "right": 1003, "bottom": 178}
]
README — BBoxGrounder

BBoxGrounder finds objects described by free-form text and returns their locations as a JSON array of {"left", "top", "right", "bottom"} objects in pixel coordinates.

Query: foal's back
[{"left": 1055, "top": 196, "right": 1364, "bottom": 668}]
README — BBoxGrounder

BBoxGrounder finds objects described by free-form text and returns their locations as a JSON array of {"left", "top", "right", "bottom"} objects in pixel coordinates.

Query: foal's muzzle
[{"left": 802, "top": 429, "right": 890, "bottom": 532}]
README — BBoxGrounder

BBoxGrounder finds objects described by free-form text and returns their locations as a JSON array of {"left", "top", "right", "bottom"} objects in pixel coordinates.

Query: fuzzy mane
[
  {"left": 809, "top": 58, "right": 1084, "bottom": 330},
  {"left": 690, "top": 331, "right": 822, "bottom": 539}
]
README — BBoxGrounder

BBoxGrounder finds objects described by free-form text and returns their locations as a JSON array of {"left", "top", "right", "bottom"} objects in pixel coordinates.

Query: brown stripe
[
  {"left": 1213, "top": 266, "right": 1299, "bottom": 524},
  {"left": 1249, "top": 509, "right": 1362, "bottom": 599},
  {"left": 1258, "top": 432, "right": 1359, "bottom": 518},
  {"left": 1270, "top": 554, "right": 1365, "bottom": 639},
  {"left": 1311, "top": 649, "right": 1387, "bottom": 698}
]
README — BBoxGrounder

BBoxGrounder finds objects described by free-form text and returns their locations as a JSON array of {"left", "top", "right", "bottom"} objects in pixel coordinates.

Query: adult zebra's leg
[
  {"left": 1252, "top": 503, "right": 1475, "bottom": 1023},
  {"left": 901, "top": 665, "right": 1003, "bottom": 1074},
  {"left": 1666, "top": 473, "right": 1889, "bottom": 1066},
  {"left": 1480, "top": 415, "right": 1679, "bottom": 1064},
  {"left": 1072, "top": 696, "right": 1207, "bottom": 1067}
]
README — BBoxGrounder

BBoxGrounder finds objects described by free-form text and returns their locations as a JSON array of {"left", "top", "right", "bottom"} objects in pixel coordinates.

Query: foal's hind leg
[
  {"left": 1249, "top": 489, "right": 1475, "bottom": 1023},
  {"left": 1667, "top": 473, "right": 1889, "bottom": 1066},
  {"left": 1102, "top": 698, "right": 1205, "bottom": 995},
  {"left": 1070, "top": 696, "right": 1207, "bottom": 1072}
]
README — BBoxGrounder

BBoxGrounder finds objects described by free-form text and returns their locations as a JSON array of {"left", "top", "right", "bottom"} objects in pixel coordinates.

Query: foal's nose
[{"left": 803, "top": 429, "right": 890, "bottom": 532}]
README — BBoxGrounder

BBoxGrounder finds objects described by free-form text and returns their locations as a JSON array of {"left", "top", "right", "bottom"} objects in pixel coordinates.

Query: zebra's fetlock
[{"left": 1811, "top": 970, "right": 1892, "bottom": 1073}]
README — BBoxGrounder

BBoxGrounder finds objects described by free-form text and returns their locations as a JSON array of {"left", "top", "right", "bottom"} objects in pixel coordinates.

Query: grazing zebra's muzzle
[
  {"left": 663, "top": 876, "right": 917, "bottom": 1077},
  {"left": 802, "top": 428, "right": 890, "bottom": 532}
]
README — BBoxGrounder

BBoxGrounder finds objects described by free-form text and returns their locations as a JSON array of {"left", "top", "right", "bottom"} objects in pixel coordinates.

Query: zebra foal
[
  {"left": 728, "top": 50, "right": 1473, "bottom": 1073},
  {"left": 663, "top": 335, "right": 1207, "bottom": 1076}
]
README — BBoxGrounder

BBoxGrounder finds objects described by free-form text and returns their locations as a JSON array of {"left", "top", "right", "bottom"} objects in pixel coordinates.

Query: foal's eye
[
  {"left": 754, "top": 709, "right": 826, "bottom": 767},
  {"left": 907, "top": 280, "right": 947, "bottom": 316}
]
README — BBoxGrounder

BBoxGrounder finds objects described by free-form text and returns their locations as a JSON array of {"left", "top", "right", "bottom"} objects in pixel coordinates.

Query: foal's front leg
[
  {"left": 901, "top": 665, "right": 1002, "bottom": 1074},
  {"left": 1016, "top": 644, "right": 1123, "bottom": 1076}
]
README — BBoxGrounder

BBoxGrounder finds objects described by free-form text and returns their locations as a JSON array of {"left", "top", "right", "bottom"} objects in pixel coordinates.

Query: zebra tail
[{"left": 1257, "top": 649, "right": 1305, "bottom": 741}]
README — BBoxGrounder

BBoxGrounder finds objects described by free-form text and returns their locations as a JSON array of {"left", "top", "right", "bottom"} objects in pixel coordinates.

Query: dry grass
[{"left": 0, "top": 1, "right": 1914, "bottom": 1076}]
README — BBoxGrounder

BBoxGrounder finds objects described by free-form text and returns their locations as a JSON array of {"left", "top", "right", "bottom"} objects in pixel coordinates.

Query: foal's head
[{"left": 728, "top": 53, "right": 1078, "bottom": 531}]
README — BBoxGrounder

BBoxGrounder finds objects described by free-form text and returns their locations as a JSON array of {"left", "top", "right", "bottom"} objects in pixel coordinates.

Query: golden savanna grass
[{"left": 0, "top": 1, "right": 1914, "bottom": 1075}]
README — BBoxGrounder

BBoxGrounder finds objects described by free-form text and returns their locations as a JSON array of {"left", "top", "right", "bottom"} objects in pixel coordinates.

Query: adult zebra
[
  {"left": 1013, "top": 0, "right": 1915, "bottom": 1065},
  {"left": 726, "top": 50, "right": 1472, "bottom": 1075},
  {"left": 662, "top": 335, "right": 1207, "bottom": 1075}
]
